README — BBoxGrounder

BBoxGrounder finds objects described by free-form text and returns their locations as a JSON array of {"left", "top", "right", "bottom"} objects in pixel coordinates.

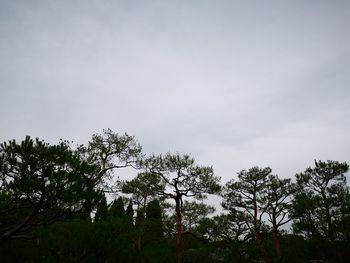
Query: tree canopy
[
  {"left": 0, "top": 131, "right": 349, "bottom": 263},
  {"left": 0, "top": 136, "right": 100, "bottom": 244}
]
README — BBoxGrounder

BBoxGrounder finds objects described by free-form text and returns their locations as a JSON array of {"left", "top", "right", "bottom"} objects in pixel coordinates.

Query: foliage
[
  {"left": 80, "top": 128, "right": 142, "bottom": 186},
  {"left": 77, "top": 129, "right": 143, "bottom": 217},
  {"left": 143, "top": 199, "right": 164, "bottom": 247},
  {"left": 140, "top": 153, "right": 221, "bottom": 200},
  {"left": 292, "top": 160, "right": 349, "bottom": 241},
  {"left": 222, "top": 166, "right": 272, "bottom": 262},
  {"left": 263, "top": 175, "right": 294, "bottom": 262},
  {"left": 0, "top": 136, "right": 99, "bottom": 244},
  {"left": 181, "top": 200, "right": 215, "bottom": 232},
  {"left": 121, "top": 171, "right": 166, "bottom": 219},
  {"left": 94, "top": 195, "right": 108, "bottom": 222},
  {"left": 140, "top": 153, "right": 221, "bottom": 263},
  {"left": 1, "top": 132, "right": 350, "bottom": 263},
  {"left": 109, "top": 196, "right": 125, "bottom": 219}
]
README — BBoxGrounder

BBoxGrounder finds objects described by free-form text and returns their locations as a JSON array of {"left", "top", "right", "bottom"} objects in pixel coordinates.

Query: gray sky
[{"left": 1, "top": 0, "right": 350, "bottom": 186}]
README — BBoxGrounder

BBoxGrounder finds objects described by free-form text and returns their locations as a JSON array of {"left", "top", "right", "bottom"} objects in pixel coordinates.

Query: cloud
[{"left": 0, "top": 0, "right": 349, "bottom": 191}]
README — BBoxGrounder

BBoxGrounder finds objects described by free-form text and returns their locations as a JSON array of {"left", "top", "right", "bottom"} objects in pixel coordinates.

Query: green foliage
[
  {"left": 121, "top": 172, "right": 165, "bottom": 201},
  {"left": 94, "top": 195, "right": 108, "bottom": 222},
  {"left": 222, "top": 167, "right": 272, "bottom": 262},
  {"left": 38, "top": 219, "right": 136, "bottom": 262},
  {"left": 80, "top": 129, "right": 143, "bottom": 184},
  {"left": 181, "top": 201, "right": 215, "bottom": 232},
  {"left": 140, "top": 153, "right": 221, "bottom": 199},
  {"left": 194, "top": 212, "right": 251, "bottom": 261},
  {"left": 126, "top": 200, "right": 134, "bottom": 218},
  {"left": 1, "top": 131, "right": 350, "bottom": 262},
  {"left": 262, "top": 175, "right": 294, "bottom": 262},
  {"left": 140, "top": 153, "right": 221, "bottom": 263},
  {"left": 222, "top": 167, "right": 271, "bottom": 212},
  {"left": 222, "top": 167, "right": 272, "bottom": 232},
  {"left": 292, "top": 160, "right": 349, "bottom": 241},
  {"left": 263, "top": 175, "right": 294, "bottom": 226},
  {"left": 143, "top": 199, "right": 164, "bottom": 247},
  {"left": 0, "top": 136, "right": 99, "bottom": 244},
  {"left": 109, "top": 196, "right": 125, "bottom": 219},
  {"left": 121, "top": 171, "right": 166, "bottom": 219},
  {"left": 75, "top": 129, "right": 143, "bottom": 218},
  {"left": 146, "top": 199, "right": 162, "bottom": 219}
]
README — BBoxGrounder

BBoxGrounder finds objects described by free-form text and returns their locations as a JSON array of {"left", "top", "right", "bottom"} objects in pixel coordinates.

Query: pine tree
[
  {"left": 95, "top": 195, "right": 108, "bottom": 222},
  {"left": 109, "top": 197, "right": 125, "bottom": 219},
  {"left": 143, "top": 199, "right": 164, "bottom": 246},
  {"left": 126, "top": 200, "right": 134, "bottom": 226}
]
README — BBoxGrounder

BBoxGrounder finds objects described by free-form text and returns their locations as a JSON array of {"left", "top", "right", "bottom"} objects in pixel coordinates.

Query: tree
[
  {"left": 337, "top": 189, "right": 350, "bottom": 241},
  {"left": 198, "top": 211, "right": 250, "bottom": 243},
  {"left": 263, "top": 175, "right": 294, "bottom": 263},
  {"left": 143, "top": 199, "right": 164, "bottom": 246},
  {"left": 109, "top": 197, "right": 125, "bottom": 219},
  {"left": 181, "top": 201, "right": 215, "bottom": 233},
  {"left": 140, "top": 153, "right": 221, "bottom": 263},
  {"left": 82, "top": 128, "right": 142, "bottom": 185},
  {"left": 292, "top": 160, "right": 349, "bottom": 241},
  {"left": 95, "top": 195, "right": 108, "bottom": 222},
  {"left": 121, "top": 172, "right": 165, "bottom": 249},
  {"left": 222, "top": 167, "right": 271, "bottom": 263},
  {"left": 0, "top": 136, "right": 99, "bottom": 244},
  {"left": 195, "top": 211, "right": 251, "bottom": 261},
  {"left": 79, "top": 129, "right": 143, "bottom": 217},
  {"left": 126, "top": 200, "right": 134, "bottom": 218}
]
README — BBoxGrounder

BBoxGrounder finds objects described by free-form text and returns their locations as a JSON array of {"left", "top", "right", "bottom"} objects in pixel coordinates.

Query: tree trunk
[
  {"left": 175, "top": 197, "right": 183, "bottom": 263},
  {"left": 135, "top": 209, "right": 144, "bottom": 250},
  {"left": 272, "top": 226, "right": 282, "bottom": 263},
  {"left": 321, "top": 191, "right": 334, "bottom": 241},
  {"left": 255, "top": 230, "right": 269, "bottom": 263},
  {"left": 82, "top": 184, "right": 95, "bottom": 220},
  {"left": 253, "top": 194, "right": 269, "bottom": 263}
]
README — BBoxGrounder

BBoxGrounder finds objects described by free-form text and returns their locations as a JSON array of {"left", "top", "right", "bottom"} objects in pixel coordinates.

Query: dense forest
[{"left": 0, "top": 129, "right": 349, "bottom": 263}]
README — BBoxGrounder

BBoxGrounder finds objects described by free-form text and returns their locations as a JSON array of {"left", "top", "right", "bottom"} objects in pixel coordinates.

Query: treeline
[{"left": 0, "top": 129, "right": 349, "bottom": 263}]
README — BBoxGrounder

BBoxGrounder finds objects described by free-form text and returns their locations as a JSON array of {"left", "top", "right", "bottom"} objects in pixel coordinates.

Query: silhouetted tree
[
  {"left": 109, "top": 197, "right": 125, "bottom": 219},
  {"left": 126, "top": 200, "right": 134, "bottom": 226},
  {"left": 0, "top": 136, "right": 98, "bottom": 244},
  {"left": 195, "top": 211, "right": 251, "bottom": 261},
  {"left": 291, "top": 160, "right": 349, "bottom": 261},
  {"left": 292, "top": 160, "right": 349, "bottom": 241},
  {"left": 222, "top": 167, "right": 271, "bottom": 263},
  {"left": 181, "top": 201, "right": 215, "bottom": 233},
  {"left": 79, "top": 129, "right": 143, "bottom": 217},
  {"left": 95, "top": 195, "right": 108, "bottom": 222},
  {"left": 263, "top": 175, "right": 294, "bottom": 262},
  {"left": 143, "top": 199, "right": 164, "bottom": 246},
  {"left": 121, "top": 172, "right": 165, "bottom": 249},
  {"left": 140, "top": 153, "right": 221, "bottom": 263}
]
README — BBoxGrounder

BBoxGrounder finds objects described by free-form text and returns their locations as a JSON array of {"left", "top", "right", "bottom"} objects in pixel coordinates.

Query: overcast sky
[{"left": 1, "top": 0, "right": 349, "bottom": 185}]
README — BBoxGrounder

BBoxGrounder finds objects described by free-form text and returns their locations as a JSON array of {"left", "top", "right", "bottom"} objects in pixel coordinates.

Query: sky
[{"left": 1, "top": 0, "right": 350, "bottom": 190}]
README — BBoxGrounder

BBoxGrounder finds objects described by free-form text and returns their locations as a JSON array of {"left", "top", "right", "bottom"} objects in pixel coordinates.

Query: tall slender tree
[
  {"left": 78, "top": 129, "right": 142, "bottom": 217},
  {"left": 140, "top": 153, "right": 221, "bottom": 263},
  {"left": 95, "top": 195, "right": 108, "bottom": 222},
  {"left": 121, "top": 172, "right": 165, "bottom": 249},
  {"left": 263, "top": 175, "right": 294, "bottom": 263},
  {"left": 222, "top": 167, "right": 271, "bottom": 263},
  {"left": 109, "top": 197, "right": 125, "bottom": 219},
  {"left": 143, "top": 199, "right": 164, "bottom": 246},
  {"left": 181, "top": 201, "right": 215, "bottom": 233},
  {"left": 292, "top": 160, "right": 349, "bottom": 241}
]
